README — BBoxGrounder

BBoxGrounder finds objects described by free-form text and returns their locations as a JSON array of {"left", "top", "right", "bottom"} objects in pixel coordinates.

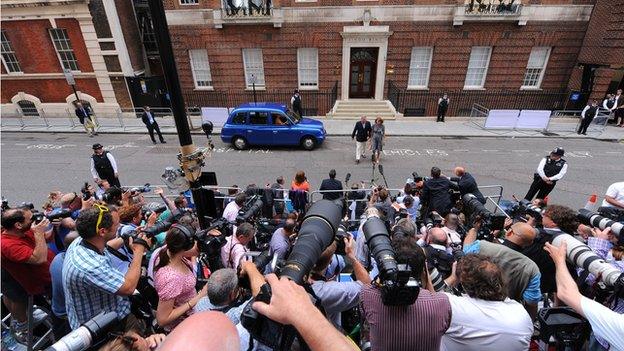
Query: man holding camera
[
  {"left": 90, "top": 143, "right": 121, "bottom": 188},
  {"left": 221, "top": 222, "right": 256, "bottom": 270},
  {"left": 223, "top": 193, "right": 246, "bottom": 223},
  {"left": 418, "top": 227, "right": 459, "bottom": 292},
  {"left": 441, "top": 254, "right": 533, "bottom": 351},
  {"left": 1, "top": 209, "right": 55, "bottom": 341},
  {"left": 524, "top": 147, "right": 567, "bottom": 201},
  {"left": 269, "top": 219, "right": 296, "bottom": 261},
  {"left": 421, "top": 167, "right": 458, "bottom": 217},
  {"left": 450, "top": 166, "right": 485, "bottom": 204},
  {"left": 63, "top": 206, "right": 148, "bottom": 330},
  {"left": 360, "top": 237, "right": 451, "bottom": 351}
]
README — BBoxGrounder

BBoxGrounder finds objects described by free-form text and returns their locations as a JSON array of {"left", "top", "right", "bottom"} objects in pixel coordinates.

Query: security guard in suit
[{"left": 524, "top": 147, "right": 568, "bottom": 201}]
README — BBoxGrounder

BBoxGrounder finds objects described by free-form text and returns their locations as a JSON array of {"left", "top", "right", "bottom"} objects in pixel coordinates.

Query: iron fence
[
  {"left": 387, "top": 81, "right": 570, "bottom": 117},
  {"left": 183, "top": 82, "right": 338, "bottom": 117}
]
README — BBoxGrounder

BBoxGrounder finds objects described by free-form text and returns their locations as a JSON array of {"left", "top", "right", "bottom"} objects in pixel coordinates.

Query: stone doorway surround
[{"left": 340, "top": 20, "right": 393, "bottom": 101}]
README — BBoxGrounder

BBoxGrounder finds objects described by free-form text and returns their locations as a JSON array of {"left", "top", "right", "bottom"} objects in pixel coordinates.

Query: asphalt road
[{"left": 1, "top": 132, "right": 622, "bottom": 210}]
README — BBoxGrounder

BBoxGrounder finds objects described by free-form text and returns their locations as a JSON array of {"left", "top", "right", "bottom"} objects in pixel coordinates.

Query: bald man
[
  {"left": 502, "top": 222, "right": 537, "bottom": 252},
  {"left": 450, "top": 167, "right": 485, "bottom": 204},
  {"left": 419, "top": 227, "right": 459, "bottom": 291}
]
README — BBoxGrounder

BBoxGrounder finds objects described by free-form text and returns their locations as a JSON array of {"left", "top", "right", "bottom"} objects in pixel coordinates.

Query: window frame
[
  {"left": 463, "top": 46, "right": 492, "bottom": 89},
  {"left": 521, "top": 47, "right": 551, "bottom": 90},
  {"left": 189, "top": 49, "right": 213, "bottom": 90},
  {"left": 407, "top": 47, "right": 433, "bottom": 90},
  {"left": 49, "top": 28, "right": 80, "bottom": 72},
  {"left": 179, "top": 0, "right": 199, "bottom": 4},
  {"left": 1, "top": 31, "right": 22, "bottom": 74},
  {"left": 242, "top": 48, "right": 265, "bottom": 89},
  {"left": 297, "top": 48, "right": 319, "bottom": 90},
  {"left": 249, "top": 111, "right": 269, "bottom": 125}
]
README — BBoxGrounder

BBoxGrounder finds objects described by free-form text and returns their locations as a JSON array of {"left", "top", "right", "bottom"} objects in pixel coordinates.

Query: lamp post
[
  {"left": 147, "top": 0, "right": 213, "bottom": 228},
  {"left": 251, "top": 74, "right": 257, "bottom": 104}
]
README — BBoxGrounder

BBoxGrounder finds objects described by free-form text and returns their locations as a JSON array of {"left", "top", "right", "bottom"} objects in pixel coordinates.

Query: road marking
[
  {"left": 513, "top": 150, "right": 530, "bottom": 152},
  {"left": 605, "top": 151, "right": 622, "bottom": 154},
  {"left": 453, "top": 149, "right": 469, "bottom": 152},
  {"left": 482, "top": 149, "right": 499, "bottom": 152},
  {"left": 15, "top": 143, "right": 27, "bottom": 146},
  {"left": 26, "top": 144, "right": 76, "bottom": 150}
]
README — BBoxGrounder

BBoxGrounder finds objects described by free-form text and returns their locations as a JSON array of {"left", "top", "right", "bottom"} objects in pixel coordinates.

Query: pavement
[
  {"left": 2, "top": 115, "right": 624, "bottom": 141},
  {"left": 1, "top": 133, "right": 622, "bottom": 210}
]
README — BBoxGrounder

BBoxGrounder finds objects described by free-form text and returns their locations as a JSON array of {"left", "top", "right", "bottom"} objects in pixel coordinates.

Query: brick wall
[
  {"left": 110, "top": 76, "right": 133, "bottom": 108},
  {"left": 1, "top": 78, "right": 103, "bottom": 103},
  {"left": 115, "top": 0, "right": 146, "bottom": 72}
]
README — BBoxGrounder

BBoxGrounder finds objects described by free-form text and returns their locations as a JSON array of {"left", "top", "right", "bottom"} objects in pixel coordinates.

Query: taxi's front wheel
[
  {"left": 301, "top": 136, "right": 316, "bottom": 151},
  {"left": 232, "top": 136, "right": 247, "bottom": 150}
]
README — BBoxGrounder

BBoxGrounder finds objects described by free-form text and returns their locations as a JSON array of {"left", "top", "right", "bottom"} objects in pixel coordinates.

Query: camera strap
[{"left": 302, "top": 283, "right": 327, "bottom": 317}]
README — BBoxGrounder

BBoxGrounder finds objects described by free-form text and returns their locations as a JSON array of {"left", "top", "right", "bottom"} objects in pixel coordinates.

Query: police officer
[
  {"left": 437, "top": 93, "right": 449, "bottom": 122},
  {"left": 90, "top": 143, "right": 121, "bottom": 188},
  {"left": 578, "top": 99, "right": 598, "bottom": 135},
  {"left": 290, "top": 89, "right": 303, "bottom": 118},
  {"left": 524, "top": 147, "right": 567, "bottom": 201}
]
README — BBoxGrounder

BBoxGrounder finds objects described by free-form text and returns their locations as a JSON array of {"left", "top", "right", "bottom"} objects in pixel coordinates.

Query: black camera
[
  {"left": 462, "top": 193, "right": 506, "bottom": 241},
  {"left": 423, "top": 212, "right": 443, "bottom": 231},
  {"left": 363, "top": 215, "right": 420, "bottom": 306},
  {"left": 194, "top": 217, "right": 233, "bottom": 258},
  {"left": 32, "top": 209, "right": 73, "bottom": 224},
  {"left": 125, "top": 183, "right": 151, "bottom": 195},
  {"left": 236, "top": 196, "right": 263, "bottom": 225},
  {"left": 334, "top": 222, "right": 349, "bottom": 256},
  {"left": 577, "top": 209, "right": 623, "bottom": 243},
  {"left": 81, "top": 182, "right": 93, "bottom": 200},
  {"left": 241, "top": 200, "right": 343, "bottom": 350},
  {"left": 142, "top": 203, "right": 167, "bottom": 219},
  {"left": 509, "top": 199, "right": 544, "bottom": 222},
  {"left": 20, "top": 202, "right": 35, "bottom": 210},
  {"left": 1, "top": 197, "right": 9, "bottom": 211}
]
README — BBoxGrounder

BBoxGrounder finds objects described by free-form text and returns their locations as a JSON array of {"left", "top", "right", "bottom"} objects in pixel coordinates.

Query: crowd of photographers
[{"left": 1, "top": 169, "right": 623, "bottom": 351}]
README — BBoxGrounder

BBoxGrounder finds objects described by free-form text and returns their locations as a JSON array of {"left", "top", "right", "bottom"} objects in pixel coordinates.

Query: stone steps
[{"left": 327, "top": 99, "right": 400, "bottom": 119}]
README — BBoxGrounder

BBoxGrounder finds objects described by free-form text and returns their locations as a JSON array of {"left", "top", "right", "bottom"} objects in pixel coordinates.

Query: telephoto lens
[
  {"left": 280, "top": 200, "right": 343, "bottom": 284},
  {"left": 577, "top": 209, "right": 623, "bottom": 240},
  {"left": 362, "top": 216, "right": 397, "bottom": 281},
  {"left": 45, "top": 311, "right": 117, "bottom": 351}
]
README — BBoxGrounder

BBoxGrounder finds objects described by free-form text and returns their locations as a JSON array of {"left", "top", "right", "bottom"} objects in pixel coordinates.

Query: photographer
[
  {"left": 1, "top": 209, "right": 55, "bottom": 342},
  {"left": 309, "top": 235, "right": 370, "bottom": 328},
  {"left": 223, "top": 193, "right": 246, "bottom": 223},
  {"left": 450, "top": 167, "right": 485, "bottom": 204},
  {"left": 153, "top": 224, "right": 208, "bottom": 331},
  {"left": 360, "top": 236, "right": 451, "bottom": 351},
  {"left": 441, "top": 254, "right": 533, "bottom": 351},
  {"left": 463, "top": 222, "right": 542, "bottom": 319},
  {"left": 418, "top": 227, "right": 459, "bottom": 292},
  {"left": 442, "top": 212, "right": 463, "bottom": 246},
  {"left": 99, "top": 330, "right": 166, "bottom": 351},
  {"left": 221, "top": 222, "right": 256, "bottom": 270},
  {"left": 600, "top": 181, "right": 624, "bottom": 221},
  {"left": 269, "top": 218, "right": 297, "bottom": 261},
  {"left": 544, "top": 241, "right": 624, "bottom": 351},
  {"left": 421, "top": 167, "right": 458, "bottom": 217},
  {"left": 63, "top": 206, "right": 148, "bottom": 330},
  {"left": 369, "top": 187, "right": 396, "bottom": 226}
]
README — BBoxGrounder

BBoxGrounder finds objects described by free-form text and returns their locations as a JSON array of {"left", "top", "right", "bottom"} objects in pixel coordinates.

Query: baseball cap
[
  {"left": 92, "top": 143, "right": 103, "bottom": 150},
  {"left": 551, "top": 147, "right": 564, "bottom": 156}
]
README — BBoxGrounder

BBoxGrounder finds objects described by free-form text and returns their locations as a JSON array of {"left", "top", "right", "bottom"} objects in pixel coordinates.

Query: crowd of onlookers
[{"left": 1, "top": 168, "right": 623, "bottom": 351}]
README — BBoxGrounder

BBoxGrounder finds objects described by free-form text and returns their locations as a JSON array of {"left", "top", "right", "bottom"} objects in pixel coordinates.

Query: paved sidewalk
[{"left": 1, "top": 116, "right": 623, "bottom": 141}]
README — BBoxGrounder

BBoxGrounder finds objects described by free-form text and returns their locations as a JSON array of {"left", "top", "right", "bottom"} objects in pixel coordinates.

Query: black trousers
[
  {"left": 524, "top": 174, "right": 556, "bottom": 200},
  {"left": 577, "top": 117, "right": 593, "bottom": 134},
  {"left": 146, "top": 122, "right": 164, "bottom": 143},
  {"left": 293, "top": 106, "right": 303, "bottom": 118},
  {"left": 99, "top": 171, "right": 121, "bottom": 188},
  {"left": 437, "top": 107, "right": 447, "bottom": 122}
]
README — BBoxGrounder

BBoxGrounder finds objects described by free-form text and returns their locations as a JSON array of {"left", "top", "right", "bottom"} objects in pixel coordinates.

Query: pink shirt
[
  {"left": 220, "top": 235, "right": 248, "bottom": 270},
  {"left": 153, "top": 259, "right": 196, "bottom": 331}
]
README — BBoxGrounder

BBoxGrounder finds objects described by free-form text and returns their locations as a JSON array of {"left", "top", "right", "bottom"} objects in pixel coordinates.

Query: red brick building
[
  {"left": 163, "top": 0, "right": 624, "bottom": 117},
  {"left": 0, "top": 0, "right": 164, "bottom": 118}
]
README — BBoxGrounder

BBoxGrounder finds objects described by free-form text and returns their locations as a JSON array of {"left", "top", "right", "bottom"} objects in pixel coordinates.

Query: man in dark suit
[
  {"left": 420, "top": 167, "right": 459, "bottom": 217},
  {"left": 141, "top": 106, "right": 166, "bottom": 144},
  {"left": 75, "top": 102, "right": 97, "bottom": 137},
  {"left": 351, "top": 115, "right": 372, "bottom": 164},
  {"left": 319, "top": 169, "right": 344, "bottom": 200},
  {"left": 451, "top": 166, "right": 486, "bottom": 204}
]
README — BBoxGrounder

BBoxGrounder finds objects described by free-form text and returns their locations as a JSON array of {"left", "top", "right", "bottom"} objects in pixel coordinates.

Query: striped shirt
[
  {"left": 62, "top": 237, "right": 131, "bottom": 329},
  {"left": 360, "top": 285, "right": 451, "bottom": 351}
]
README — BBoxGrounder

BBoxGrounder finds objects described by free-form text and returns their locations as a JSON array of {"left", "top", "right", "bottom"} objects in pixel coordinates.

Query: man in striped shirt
[{"left": 360, "top": 237, "right": 452, "bottom": 351}]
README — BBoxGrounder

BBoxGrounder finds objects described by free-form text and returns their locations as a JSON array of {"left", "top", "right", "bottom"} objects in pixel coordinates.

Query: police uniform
[
  {"left": 90, "top": 143, "right": 121, "bottom": 188},
  {"left": 578, "top": 103, "right": 598, "bottom": 135},
  {"left": 524, "top": 147, "right": 567, "bottom": 200}
]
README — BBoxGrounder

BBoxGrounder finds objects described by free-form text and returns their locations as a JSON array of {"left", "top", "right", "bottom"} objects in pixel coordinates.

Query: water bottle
[{"left": 2, "top": 329, "right": 18, "bottom": 351}]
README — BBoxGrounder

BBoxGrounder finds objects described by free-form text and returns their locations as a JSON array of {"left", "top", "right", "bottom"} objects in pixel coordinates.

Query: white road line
[
  {"left": 482, "top": 149, "right": 499, "bottom": 152},
  {"left": 513, "top": 150, "right": 530, "bottom": 152},
  {"left": 15, "top": 143, "right": 27, "bottom": 146},
  {"left": 453, "top": 149, "right": 469, "bottom": 152},
  {"left": 605, "top": 151, "right": 622, "bottom": 154}
]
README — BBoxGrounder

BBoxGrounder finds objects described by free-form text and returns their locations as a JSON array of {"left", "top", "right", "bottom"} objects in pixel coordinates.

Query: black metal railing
[
  {"left": 222, "top": 0, "right": 272, "bottom": 17},
  {"left": 464, "top": 1, "right": 522, "bottom": 15},
  {"left": 387, "top": 81, "right": 569, "bottom": 117},
  {"left": 183, "top": 82, "right": 339, "bottom": 117}
]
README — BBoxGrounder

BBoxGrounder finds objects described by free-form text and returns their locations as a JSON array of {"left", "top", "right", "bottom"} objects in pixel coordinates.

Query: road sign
[{"left": 63, "top": 68, "right": 76, "bottom": 86}]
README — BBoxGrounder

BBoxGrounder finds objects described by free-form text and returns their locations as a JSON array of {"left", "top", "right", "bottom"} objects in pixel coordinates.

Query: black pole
[
  {"left": 253, "top": 82, "right": 257, "bottom": 104},
  {"left": 147, "top": 0, "right": 192, "bottom": 147},
  {"left": 71, "top": 84, "right": 80, "bottom": 102}
]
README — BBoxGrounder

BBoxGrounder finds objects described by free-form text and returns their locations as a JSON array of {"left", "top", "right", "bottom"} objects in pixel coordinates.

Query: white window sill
[
  {"left": 520, "top": 86, "right": 542, "bottom": 91},
  {"left": 407, "top": 86, "right": 428, "bottom": 90},
  {"left": 194, "top": 86, "right": 215, "bottom": 91},
  {"left": 4, "top": 71, "right": 24, "bottom": 75},
  {"left": 463, "top": 86, "right": 485, "bottom": 91},
  {"left": 298, "top": 86, "right": 319, "bottom": 91},
  {"left": 245, "top": 86, "right": 266, "bottom": 91}
]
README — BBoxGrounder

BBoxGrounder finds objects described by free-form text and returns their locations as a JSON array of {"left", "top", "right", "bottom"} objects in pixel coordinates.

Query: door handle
[
  {"left": 273, "top": 130, "right": 278, "bottom": 133},
  {"left": 247, "top": 130, "right": 252, "bottom": 133}
]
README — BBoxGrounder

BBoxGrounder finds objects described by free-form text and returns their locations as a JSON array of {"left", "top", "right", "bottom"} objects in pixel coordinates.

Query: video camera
[
  {"left": 194, "top": 217, "right": 234, "bottom": 258},
  {"left": 241, "top": 200, "right": 343, "bottom": 350},
  {"left": 363, "top": 214, "right": 420, "bottom": 306},
  {"left": 236, "top": 195, "right": 263, "bottom": 225},
  {"left": 124, "top": 183, "right": 151, "bottom": 195},
  {"left": 334, "top": 221, "right": 350, "bottom": 256},
  {"left": 577, "top": 209, "right": 623, "bottom": 244},
  {"left": 142, "top": 203, "right": 168, "bottom": 219},
  {"left": 508, "top": 199, "right": 545, "bottom": 222},
  {"left": 461, "top": 193, "right": 506, "bottom": 241}
]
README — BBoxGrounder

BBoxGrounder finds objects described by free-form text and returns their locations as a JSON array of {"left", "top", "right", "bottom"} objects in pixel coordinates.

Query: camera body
[
  {"left": 236, "top": 196, "right": 264, "bottom": 225},
  {"left": 125, "top": 183, "right": 151, "bottom": 196},
  {"left": 334, "top": 222, "right": 349, "bottom": 256},
  {"left": 461, "top": 194, "right": 506, "bottom": 241},
  {"left": 32, "top": 208, "right": 73, "bottom": 224},
  {"left": 508, "top": 199, "right": 544, "bottom": 223}
]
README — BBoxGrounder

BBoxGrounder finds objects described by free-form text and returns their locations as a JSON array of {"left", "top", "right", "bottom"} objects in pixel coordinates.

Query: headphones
[{"left": 171, "top": 223, "right": 195, "bottom": 251}]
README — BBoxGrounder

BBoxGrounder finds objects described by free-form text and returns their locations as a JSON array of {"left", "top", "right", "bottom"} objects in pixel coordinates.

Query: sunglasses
[{"left": 94, "top": 203, "right": 110, "bottom": 233}]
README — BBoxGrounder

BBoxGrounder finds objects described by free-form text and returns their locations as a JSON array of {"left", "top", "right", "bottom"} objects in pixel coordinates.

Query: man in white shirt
[
  {"left": 222, "top": 193, "right": 246, "bottom": 223},
  {"left": 601, "top": 182, "right": 624, "bottom": 209},
  {"left": 220, "top": 222, "right": 255, "bottom": 270},
  {"left": 544, "top": 241, "right": 624, "bottom": 351},
  {"left": 524, "top": 147, "right": 567, "bottom": 201},
  {"left": 441, "top": 254, "right": 533, "bottom": 351}
]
